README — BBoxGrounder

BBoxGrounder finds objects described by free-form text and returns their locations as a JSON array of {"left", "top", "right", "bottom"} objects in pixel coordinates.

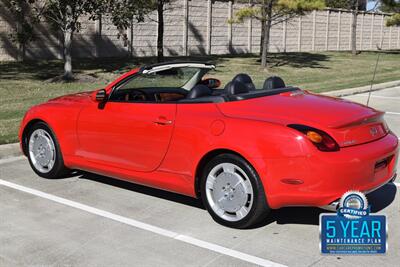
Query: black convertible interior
[
  {"left": 181, "top": 74, "right": 299, "bottom": 103},
  {"left": 110, "top": 72, "right": 299, "bottom": 104}
]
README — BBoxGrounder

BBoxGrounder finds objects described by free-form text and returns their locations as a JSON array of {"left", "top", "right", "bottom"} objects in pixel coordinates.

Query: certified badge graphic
[
  {"left": 320, "top": 191, "right": 387, "bottom": 254},
  {"left": 338, "top": 191, "right": 369, "bottom": 219}
]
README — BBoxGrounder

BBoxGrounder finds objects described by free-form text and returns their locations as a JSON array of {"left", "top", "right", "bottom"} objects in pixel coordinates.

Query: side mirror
[
  {"left": 92, "top": 89, "right": 107, "bottom": 102},
  {"left": 202, "top": 78, "right": 221, "bottom": 89}
]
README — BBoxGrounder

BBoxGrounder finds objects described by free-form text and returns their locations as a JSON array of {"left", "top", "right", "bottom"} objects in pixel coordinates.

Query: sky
[{"left": 367, "top": 1, "right": 378, "bottom": 11}]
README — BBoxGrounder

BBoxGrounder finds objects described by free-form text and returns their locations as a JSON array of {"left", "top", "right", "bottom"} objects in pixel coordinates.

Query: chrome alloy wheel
[
  {"left": 205, "top": 163, "right": 254, "bottom": 222},
  {"left": 28, "top": 129, "right": 56, "bottom": 173}
]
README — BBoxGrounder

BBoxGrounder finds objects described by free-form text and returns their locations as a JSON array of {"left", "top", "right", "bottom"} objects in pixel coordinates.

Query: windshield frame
[
  {"left": 106, "top": 63, "right": 215, "bottom": 103},
  {"left": 111, "top": 64, "right": 215, "bottom": 94}
]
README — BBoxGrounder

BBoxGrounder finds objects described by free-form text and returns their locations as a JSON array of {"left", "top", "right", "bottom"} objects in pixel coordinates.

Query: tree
[
  {"left": 4, "top": 0, "right": 39, "bottom": 61},
  {"left": 38, "top": 0, "right": 102, "bottom": 80},
  {"left": 36, "top": 0, "right": 148, "bottom": 80},
  {"left": 145, "top": 0, "right": 172, "bottom": 62},
  {"left": 135, "top": 0, "right": 171, "bottom": 63},
  {"left": 132, "top": 0, "right": 173, "bottom": 63},
  {"left": 104, "top": 0, "right": 149, "bottom": 58},
  {"left": 104, "top": 0, "right": 171, "bottom": 63},
  {"left": 104, "top": 0, "right": 149, "bottom": 29},
  {"left": 156, "top": 1, "right": 166, "bottom": 62},
  {"left": 325, "top": 0, "right": 366, "bottom": 10},
  {"left": 387, "top": 13, "right": 400, "bottom": 25},
  {"left": 232, "top": 0, "right": 325, "bottom": 68},
  {"left": 380, "top": 0, "right": 400, "bottom": 26},
  {"left": 102, "top": 1, "right": 158, "bottom": 59},
  {"left": 154, "top": 0, "right": 185, "bottom": 62},
  {"left": 350, "top": 1, "right": 359, "bottom": 55},
  {"left": 325, "top": 1, "right": 364, "bottom": 56}
]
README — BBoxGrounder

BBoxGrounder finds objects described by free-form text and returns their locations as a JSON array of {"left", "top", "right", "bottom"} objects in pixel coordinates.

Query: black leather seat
[
  {"left": 263, "top": 76, "right": 286, "bottom": 90},
  {"left": 180, "top": 84, "right": 225, "bottom": 103},
  {"left": 232, "top": 74, "right": 256, "bottom": 91},
  {"left": 224, "top": 81, "right": 249, "bottom": 99},
  {"left": 186, "top": 84, "right": 212, "bottom": 99}
]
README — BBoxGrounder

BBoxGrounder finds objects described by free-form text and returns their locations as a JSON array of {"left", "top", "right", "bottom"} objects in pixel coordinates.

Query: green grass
[{"left": 1, "top": 50, "right": 400, "bottom": 145}]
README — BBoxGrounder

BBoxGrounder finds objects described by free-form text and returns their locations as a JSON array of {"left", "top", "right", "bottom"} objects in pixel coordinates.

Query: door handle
[{"left": 154, "top": 116, "right": 173, "bottom": 125}]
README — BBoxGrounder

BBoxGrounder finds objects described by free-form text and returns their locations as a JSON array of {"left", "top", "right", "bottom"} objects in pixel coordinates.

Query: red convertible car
[{"left": 19, "top": 62, "right": 398, "bottom": 228}]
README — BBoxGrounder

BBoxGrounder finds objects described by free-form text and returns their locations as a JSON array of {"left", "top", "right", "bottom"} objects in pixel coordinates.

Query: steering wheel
[{"left": 125, "top": 89, "right": 147, "bottom": 102}]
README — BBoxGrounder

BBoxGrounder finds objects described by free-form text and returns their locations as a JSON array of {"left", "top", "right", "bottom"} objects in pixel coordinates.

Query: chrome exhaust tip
[
  {"left": 390, "top": 173, "right": 397, "bottom": 183},
  {"left": 319, "top": 200, "right": 339, "bottom": 212}
]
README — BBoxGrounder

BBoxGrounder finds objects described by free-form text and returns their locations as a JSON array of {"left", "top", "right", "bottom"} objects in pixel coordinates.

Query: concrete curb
[
  {"left": 0, "top": 143, "right": 22, "bottom": 160},
  {"left": 322, "top": 80, "right": 400, "bottom": 97},
  {"left": 1, "top": 80, "right": 399, "bottom": 160}
]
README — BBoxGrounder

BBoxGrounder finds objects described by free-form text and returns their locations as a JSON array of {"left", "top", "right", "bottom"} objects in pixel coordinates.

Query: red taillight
[
  {"left": 316, "top": 131, "right": 339, "bottom": 151},
  {"left": 288, "top": 124, "right": 340, "bottom": 152}
]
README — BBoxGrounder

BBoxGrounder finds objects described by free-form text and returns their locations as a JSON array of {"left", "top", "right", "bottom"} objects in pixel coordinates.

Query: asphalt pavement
[{"left": 0, "top": 87, "right": 399, "bottom": 267}]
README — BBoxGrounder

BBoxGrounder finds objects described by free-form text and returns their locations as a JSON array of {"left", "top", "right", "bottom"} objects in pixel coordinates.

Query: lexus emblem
[{"left": 370, "top": 127, "right": 378, "bottom": 136}]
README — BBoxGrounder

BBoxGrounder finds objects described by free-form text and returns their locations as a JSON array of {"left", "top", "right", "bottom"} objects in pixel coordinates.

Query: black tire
[
  {"left": 26, "top": 122, "right": 69, "bottom": 179},
  {"left": 200, "top": 153, "right": 270, "bottom": 229}
]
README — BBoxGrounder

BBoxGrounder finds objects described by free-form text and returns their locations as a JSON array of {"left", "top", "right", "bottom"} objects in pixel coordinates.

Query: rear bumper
[
  {"left": 319, "top": 173, "right": 397, "bottom": 211},
  {"left": 254, "top": 132, "right": 399, "bottom": 209}
]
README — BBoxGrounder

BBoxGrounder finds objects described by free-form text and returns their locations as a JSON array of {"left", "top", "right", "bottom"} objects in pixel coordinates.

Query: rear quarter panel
[{"left": 159, "top": 103, "right": 309, "bottom": 199}]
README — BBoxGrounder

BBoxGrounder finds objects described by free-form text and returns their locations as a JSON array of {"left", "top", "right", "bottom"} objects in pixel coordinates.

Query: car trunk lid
[
  {"left": 217, "top": 90, "right": 388, "bottom": 147},
  {"left": 327, "top": 113, "right": 388, "bottom": 147}
]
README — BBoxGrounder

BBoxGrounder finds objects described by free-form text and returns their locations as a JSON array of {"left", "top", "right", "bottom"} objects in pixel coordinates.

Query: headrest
[
  {"left": 186, "top": 84, "right": 212, "bottom": 99},
  {"left": 224, "top": 81, "right": 249, "bottom": 95},
  {"left": 232, "top": 73, "right": 256, "bottom": 91},
  {"left": 263, "top": 76, "right": 286, "bottom": 90}
]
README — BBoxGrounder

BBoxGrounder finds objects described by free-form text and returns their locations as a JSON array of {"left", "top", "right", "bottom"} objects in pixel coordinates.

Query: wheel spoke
[
  {"left": 222, "top": 164, "right": 235, "bottom": 174},
  {"left": 241, "top": 179, "right": 252, "bottom": 194},
  {"left": 217, "top": 196, "right": 225, "bottom": 203},
  {"left": 206, "top": 175, "right": 216, "bottom": 189},
  {"left": 233, "top": 180, "right": 241, "bottom": 189},
  {"left": 236, "top": 206, "right": 249, "bottom": 220},
  {"left": 215, "top": 207, "right": 225, "bottom": 217},
  {"left": 47, "top": 158, "right": 54, "bottom": 170}
]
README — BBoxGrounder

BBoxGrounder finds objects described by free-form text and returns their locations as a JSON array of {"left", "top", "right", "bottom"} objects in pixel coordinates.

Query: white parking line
[
  {"left": 0, "top": 179, "right": 285, "bottom": 267},
  {"left": 386, "top": 112, "right": 400, "bottom": 116}
]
